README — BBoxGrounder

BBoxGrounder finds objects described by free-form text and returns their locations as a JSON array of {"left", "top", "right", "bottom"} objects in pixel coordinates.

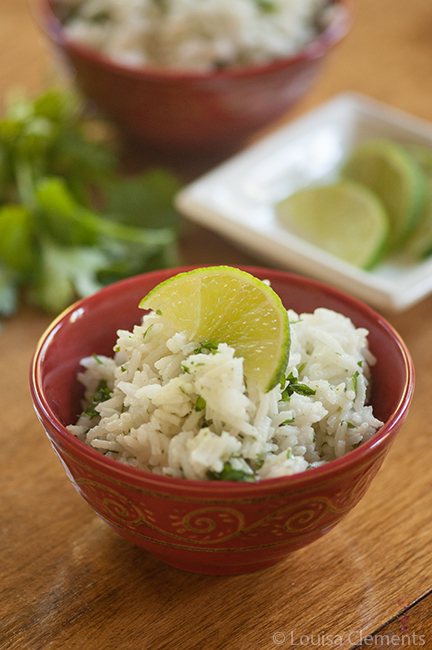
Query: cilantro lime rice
[
  {"left": 56, "top": 0, "right": 334, "bottom": 71},
  {"left": 68, "top": 307, "right": 382, "bottom": 481}
]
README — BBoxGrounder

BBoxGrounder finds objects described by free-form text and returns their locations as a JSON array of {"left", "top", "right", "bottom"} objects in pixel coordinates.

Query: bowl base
[{"left": 149, "top": 551, "right": 286, "bottom": 575}]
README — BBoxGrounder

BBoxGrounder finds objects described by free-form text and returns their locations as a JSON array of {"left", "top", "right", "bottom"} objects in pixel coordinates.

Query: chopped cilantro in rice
[{"left": 67, "top": 307, "right": 383, "bottom": 481}]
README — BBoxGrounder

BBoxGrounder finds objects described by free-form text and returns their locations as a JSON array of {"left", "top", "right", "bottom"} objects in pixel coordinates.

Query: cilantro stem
[{"left": 15, "top": 159, "right": 35, "bottom": 207}]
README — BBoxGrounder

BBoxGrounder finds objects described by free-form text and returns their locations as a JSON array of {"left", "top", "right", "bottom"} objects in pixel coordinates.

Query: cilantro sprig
[
  {"left": 281, "top": 372, "right": 316, "bottom": 400},
  {"left": 81, "top": 379, "right": 112, "bottom": 419},
  {"left": 0, "top": 88, "right": 181, "bottom": 317}
]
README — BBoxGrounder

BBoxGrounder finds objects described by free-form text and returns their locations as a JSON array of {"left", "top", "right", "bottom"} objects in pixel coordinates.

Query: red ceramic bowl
[
  {"left": 37, "top": 0, "right": 352, "bottom": 152},
  {"left": 30, "top": 267, "right": 414, "bottom": 575}
]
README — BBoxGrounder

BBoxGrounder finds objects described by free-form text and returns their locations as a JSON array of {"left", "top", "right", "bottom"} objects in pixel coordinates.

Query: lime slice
[
  {"left": 341, "top": 139, "right": 426, "bottom": 250},
  {"left": 275, "top": 180, "right": 390, "bottom": 269},
  {"left": 404, "top": 145, "right": 432, "bottom": 259},
  {"left": 139, "top": 266, "right": 290, "bottom": 392},
  {"left": 406, "top": 144, "right": 432, "bottom": 174}
]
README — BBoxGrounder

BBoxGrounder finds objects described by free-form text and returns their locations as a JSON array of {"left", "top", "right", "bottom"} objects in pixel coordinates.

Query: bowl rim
[
  {"left": 36, "top": 0, "right": 353, "bottom": 82},
  {"left": 30, "top": 265, "right": 415, "bottom": 495}
]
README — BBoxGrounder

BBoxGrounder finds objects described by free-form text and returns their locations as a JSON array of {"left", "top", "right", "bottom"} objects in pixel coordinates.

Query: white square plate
[{"left": 176, "top": 92, "right": 432, "bottom": 312}]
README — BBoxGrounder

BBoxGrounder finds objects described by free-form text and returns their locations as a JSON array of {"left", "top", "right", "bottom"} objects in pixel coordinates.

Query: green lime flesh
[
  {"left": 276, "top": 180, "right": 390, "bottom": 269},
  {"left": 139, "top": 266, "right": 290, "bottom": 392},
  {"left": 341, "top": 139, "right": 426, "bottom": 251}
]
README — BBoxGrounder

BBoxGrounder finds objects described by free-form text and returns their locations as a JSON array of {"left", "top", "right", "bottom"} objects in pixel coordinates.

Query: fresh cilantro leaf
[
  {"left": 102, "top": 169, "right": 181, "bottom": 229},
  {"left": 207, "top": 462, "right": 256, "bottom": 482},
  {"left": 0, "top": 204, "right": 34, "bottom": 272},
  {"left": 35, "top": 177, "right": 97, "bottom": 247},
  {"left": 281, "top": 372, "right": 316, "bottom": 399},
  {"left": 195, "top": 396, "right": 206, "bottom": 412},
  {"left": 29, "top": 238, "right": 107, "bottom": 313},
  {"left": 194, "top": 341, "right": 219, "bottom": 354},
  {"left": 51, "top": 126, "right": 115, "bottom": 203},
  {"left": 82, "top": 379, "right": 112, "bottom": 418},
  {"left": 352, "top": 370, "right": 360, "bottom": 395}
]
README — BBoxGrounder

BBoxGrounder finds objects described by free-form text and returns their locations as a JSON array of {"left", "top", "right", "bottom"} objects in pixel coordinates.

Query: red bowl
[
  {"left": 30, "top": 267, "right": 414, "bottom": 575},
  {"left": 37, "top": 0, "right": 352, "bottom": 152}
]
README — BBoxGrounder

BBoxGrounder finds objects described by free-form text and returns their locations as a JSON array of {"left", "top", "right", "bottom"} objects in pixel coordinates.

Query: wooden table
[{"left": 2, "top": 1, "right": 432, "bottom": 648}]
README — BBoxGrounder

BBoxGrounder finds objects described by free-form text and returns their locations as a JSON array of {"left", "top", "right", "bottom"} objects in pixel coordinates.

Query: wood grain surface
[{"left": 1, "top": 1, "right": 432, "bottom": 649}]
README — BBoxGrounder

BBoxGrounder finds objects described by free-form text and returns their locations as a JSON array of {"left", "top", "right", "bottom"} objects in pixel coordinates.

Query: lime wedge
[
  {"left": 404, "top": 145, "right": 432, "bottom": 259},
  {"left": 341, "top": 139, "right": 426, "bottom": 250},
  {"left": 406, "top": 144, "right": 432, "bottom": 174},
  {"left": 139, "top": 266, "right": 290, "bottom": 392},
  {"left": 275, "top": 181, "right": 390, "bottom": 269}
]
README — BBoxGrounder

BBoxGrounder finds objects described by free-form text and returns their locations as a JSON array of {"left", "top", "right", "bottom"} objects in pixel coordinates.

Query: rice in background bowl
[
  {"left": 30, "top": 267, "right": 414, "bottom": 574},
  {"left": 38, "top": 0, "right": 351, "bottom": 150},
  {"left": 55, "top": 0, "right": 336, "bottom": 71}
]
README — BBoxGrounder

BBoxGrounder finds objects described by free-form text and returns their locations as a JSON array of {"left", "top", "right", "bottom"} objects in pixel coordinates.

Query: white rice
[
  {"left": 57, "top": 0, "right": 334, "bottom": 71},
  {"left": 68, "top": 307, "right": 383, "bottom": 481}
]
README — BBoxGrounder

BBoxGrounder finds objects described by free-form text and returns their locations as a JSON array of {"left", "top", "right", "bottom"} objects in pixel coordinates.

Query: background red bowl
[
  {"left": 37, "top": 0, "right": 352, "bottom": 152},
  {"left": 30, "top": 267, "right": 414, "bottom": 575}
]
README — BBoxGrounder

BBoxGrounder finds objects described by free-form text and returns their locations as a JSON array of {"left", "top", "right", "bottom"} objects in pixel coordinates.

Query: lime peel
[
  {"left": 341, "top": 138, "right": 426, "bottom": 250},
  {"left": 139, "top": 266, "right": 290, "bottom": 392},
  {"left": 403, "top": 145, "right": 432, "bottom": 260}
]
